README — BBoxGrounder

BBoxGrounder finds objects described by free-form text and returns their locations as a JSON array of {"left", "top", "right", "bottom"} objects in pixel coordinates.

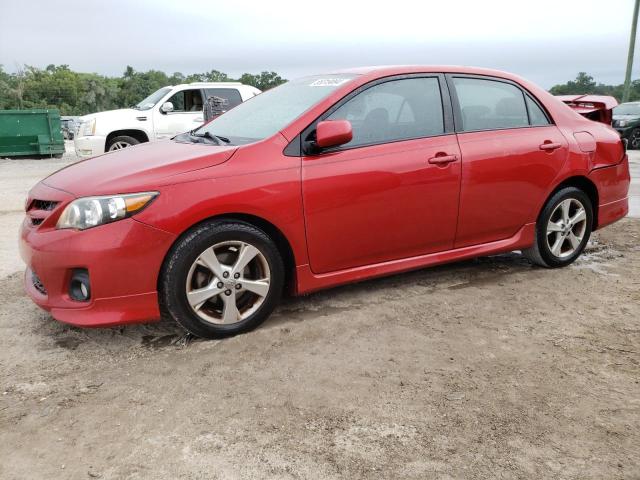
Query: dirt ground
[{"left": 0, "top": 143, "right": 639, "bottom": 479}]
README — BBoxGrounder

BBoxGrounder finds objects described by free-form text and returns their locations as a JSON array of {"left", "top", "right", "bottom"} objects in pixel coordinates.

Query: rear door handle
[
  {"left": 428, "top": 154, "right": 458, "bottom": 165},
  {"left": 539, "top": 142, "right": 562, "bottom": 151}
]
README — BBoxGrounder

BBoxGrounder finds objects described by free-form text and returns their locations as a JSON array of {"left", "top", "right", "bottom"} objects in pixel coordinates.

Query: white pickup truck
[{"left": 74, "top": 82, "right": 261, "bottom": 157}]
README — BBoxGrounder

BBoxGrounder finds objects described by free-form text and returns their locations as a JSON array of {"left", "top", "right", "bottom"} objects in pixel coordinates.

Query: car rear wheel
[
  {"left": 106, "top": 135, "right": 140, "bottom": 152},
  {"left": 522, "top": 186, "right": 593, "bottom": 268},
  {"left": 159, "top": 221, "right": 285, "bottom": 339},
  {"left": 629, "top": 128, "right": 640, "bottom": 150}
]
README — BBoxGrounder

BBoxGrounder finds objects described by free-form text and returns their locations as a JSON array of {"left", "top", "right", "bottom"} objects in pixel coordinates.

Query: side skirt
[{"left": 295, "top": 223, "right": 536, "bottom": 295}]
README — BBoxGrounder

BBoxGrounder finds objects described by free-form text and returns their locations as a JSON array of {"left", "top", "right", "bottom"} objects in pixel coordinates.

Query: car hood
[
  {"left": 43, "top": 140, "right": 237, "bottom": 196},
  {"left": 612, "top": 114, "right": 640, "bottom": 121},
  {"left": 80, "top": 108, "right": 141, "bottom": 122}
]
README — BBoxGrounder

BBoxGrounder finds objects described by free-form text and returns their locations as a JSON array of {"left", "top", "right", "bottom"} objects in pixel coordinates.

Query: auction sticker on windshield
[{"left": 309, "top": 78, "right": 352, "bottom": 87}]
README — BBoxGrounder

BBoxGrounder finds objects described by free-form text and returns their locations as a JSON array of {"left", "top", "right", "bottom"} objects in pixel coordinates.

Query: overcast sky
[{"left": 0, "top": 0, "right": 636, "bottom": 88}]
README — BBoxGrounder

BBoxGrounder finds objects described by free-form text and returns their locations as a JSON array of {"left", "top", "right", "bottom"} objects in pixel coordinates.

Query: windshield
[
  {"left": 136, "top": 87, "right": 172, "bottom": 110},
  {"left": 192, "top": 74, "right": 359, "bottom": 145},
  {"left": 614, "top": 104, "right": 640, "bottom": 115}
]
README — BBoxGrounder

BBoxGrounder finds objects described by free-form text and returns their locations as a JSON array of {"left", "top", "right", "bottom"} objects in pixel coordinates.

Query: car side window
[
  {"left": 326, "top": 77, "right": 444, "bottom": 148},
  {"left": 525, "top": 94, "right": 550, "bottom": 126},
  {"left": 204, "top": 88, "right": 243, "bottom": 112},
  {"left": 453, "top": 77, "right": 529, "bottom": 131},
  {"left": 166, "top": 89, "right": 203, "bottom": 113}
]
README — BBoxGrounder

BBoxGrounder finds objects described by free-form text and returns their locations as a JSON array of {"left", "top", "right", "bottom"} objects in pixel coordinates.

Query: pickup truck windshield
[
  {"left": 192, "top": 74, "right": 358, "bottom": 145},
  {"left": 136, "top": 87, "right": 172, "bottom": 110}
]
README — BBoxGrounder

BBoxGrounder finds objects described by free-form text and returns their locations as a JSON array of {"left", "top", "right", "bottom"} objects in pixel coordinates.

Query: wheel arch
[
  {"left": 541, "top": 175, "right": 599, "bottom": 228},
  {"left": 105, "top": 129, "right": 150, "bottom": 150},
  {"left": 158, "top": 212, "right": 297, "bottom": 295}
]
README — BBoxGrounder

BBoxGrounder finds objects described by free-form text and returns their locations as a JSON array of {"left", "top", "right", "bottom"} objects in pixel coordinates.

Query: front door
[
  {"left": 153, "top": 88, "right": 204, "bottom": 139},
  {"left": 302, "top": 76, "right": 461, "bottom": 274}
]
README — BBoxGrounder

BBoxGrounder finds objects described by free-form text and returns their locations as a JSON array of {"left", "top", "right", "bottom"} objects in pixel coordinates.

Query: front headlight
[
  {"left": 617, "top": 120, "right": 628, "bottom": 127},
  {"left": 79, "top": 118, "right": 96, "bottom": 137},
  {"left": 56, "top": 192, "right": 158, "bottom": 230}
]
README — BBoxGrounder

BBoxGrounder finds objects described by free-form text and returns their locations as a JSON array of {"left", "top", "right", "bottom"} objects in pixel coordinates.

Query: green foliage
[
  {"left": 0, "top": 64, "right": 288, "bottom": 115},
  {"left": 238, "top": 71, "right": 286, "bottom": 91},
  {"left": 549, "top": 72, "right": 640, "bottom": 102}
]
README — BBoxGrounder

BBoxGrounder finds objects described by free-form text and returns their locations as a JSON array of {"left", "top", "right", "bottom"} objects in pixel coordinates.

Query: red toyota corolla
[{"left": 20, "top": 66, "right": 630, "bottom": 338}]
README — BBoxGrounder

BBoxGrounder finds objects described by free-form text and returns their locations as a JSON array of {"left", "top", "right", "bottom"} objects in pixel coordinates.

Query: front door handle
[
  {"left": 539, "top": 141, "right": 562, "bottom": 151},
  {"left": 428, "top": 153, "right": 458, "bottom": 165}
]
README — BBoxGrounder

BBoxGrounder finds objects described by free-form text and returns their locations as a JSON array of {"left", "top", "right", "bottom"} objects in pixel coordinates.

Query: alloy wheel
[
  {"left": 108, "top": 141, "right": 131, "bottom": 151},
  {"left": 631, "top": 129, "right": 640, "bottom": 149},
  {"left": 545, "top": 198, "right": 587, "bottom": 259},
  {"left": 185, "top": 241, "right": 271, "bottom": 324}
]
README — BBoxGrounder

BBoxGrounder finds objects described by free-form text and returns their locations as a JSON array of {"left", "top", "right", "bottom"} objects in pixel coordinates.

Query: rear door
[
  {"left": 301, "top": 75, "right": 462, "bottom": 274},
  {"left": 448, "top": 75, "right": 568, "bottom": 248}
]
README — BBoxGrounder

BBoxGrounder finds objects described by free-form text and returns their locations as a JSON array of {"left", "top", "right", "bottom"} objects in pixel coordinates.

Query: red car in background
[
  {"left": 555, "top": 94, "right": 618, "bottom": 125},
  {"left": 20, "top": 66, "right": 630, "bottom": 338}
]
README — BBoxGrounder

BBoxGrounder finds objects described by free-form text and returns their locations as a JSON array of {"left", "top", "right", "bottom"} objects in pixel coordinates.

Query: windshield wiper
[{"left": 188, "top": 130, "right": 231, "bottom": 145}]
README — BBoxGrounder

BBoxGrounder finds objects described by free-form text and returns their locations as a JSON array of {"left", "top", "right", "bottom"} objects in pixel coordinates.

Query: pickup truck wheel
[
  {"left": 106, "top": 136, "right": 140, "bottom": 152},
  {"left": 159, "top": 221, "right": 285, "bottom": 339}
]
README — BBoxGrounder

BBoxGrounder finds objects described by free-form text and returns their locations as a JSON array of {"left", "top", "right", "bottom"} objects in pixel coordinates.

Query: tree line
[
  {"left": 549, "top": 72, "right": 640, "bottom": 102},
  {"left": 0, "top": 66, "right": 638, "bottom": 116},
  {"left": 0, "top": 64, "right": 286, "bottom": 115}
]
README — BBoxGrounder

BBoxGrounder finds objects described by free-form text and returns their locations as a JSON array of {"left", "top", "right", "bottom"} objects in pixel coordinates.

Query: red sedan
[{"left": 20, "top": 66, "right": 630, "bottom": 338}]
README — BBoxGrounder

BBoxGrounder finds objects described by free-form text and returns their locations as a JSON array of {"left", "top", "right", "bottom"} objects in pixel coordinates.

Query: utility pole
[{"left": 623, "top": 0, "right": 640, "bottom": 102}]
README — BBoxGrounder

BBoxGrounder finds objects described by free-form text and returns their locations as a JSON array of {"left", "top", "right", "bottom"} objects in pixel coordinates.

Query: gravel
[{"left": 1, "top": 141, "right": 638, "bottom": 479}]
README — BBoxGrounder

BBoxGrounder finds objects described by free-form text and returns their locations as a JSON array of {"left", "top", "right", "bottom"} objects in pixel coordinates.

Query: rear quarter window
[{"left": 525, "top": 94, "right": 551, "bottom": 126}]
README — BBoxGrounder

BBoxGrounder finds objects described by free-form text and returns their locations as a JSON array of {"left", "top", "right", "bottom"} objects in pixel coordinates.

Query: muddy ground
[{"left": 0, "top": 143, "right": 639, "bottom": 479}]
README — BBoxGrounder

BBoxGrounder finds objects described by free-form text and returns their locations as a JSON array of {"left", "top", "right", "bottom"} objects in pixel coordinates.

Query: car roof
[
  {"left": 171, "top": 82, "right": 246, "bottom": 89},
  {"left": 329, "top": 65, "right": 523, "bottom": 79}
]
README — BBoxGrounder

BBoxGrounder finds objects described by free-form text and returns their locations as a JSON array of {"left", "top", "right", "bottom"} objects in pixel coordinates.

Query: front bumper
[
  {"left": 74, "top": 135, "right": 106, "bottom": 157},
  {"left": 20, "top": 184, "right": 176, "bottom": 327}
]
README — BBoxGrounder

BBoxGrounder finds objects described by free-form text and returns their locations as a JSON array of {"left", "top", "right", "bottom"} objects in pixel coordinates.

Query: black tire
[
  {"left": 523, "top": 186, "right": 593, "bottom": 268},
  {"left": 159, "top": 220, "right": 285, "bottom": 339},
  {"left": 629, "top": 128, "right": 640, "bottom": 150},
  {"left": 106, "top": 135, "right": 140, "bottom": 152},
  {"left": 522, "top": 187, "right": 593, "bottom": 268}
]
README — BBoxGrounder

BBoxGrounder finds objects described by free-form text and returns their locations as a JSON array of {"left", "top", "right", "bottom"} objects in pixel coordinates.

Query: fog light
[{"left": 69, "top": 269, "right": 91, "bottom": 302}]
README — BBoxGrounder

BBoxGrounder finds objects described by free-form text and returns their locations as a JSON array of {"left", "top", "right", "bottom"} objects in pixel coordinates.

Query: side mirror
[
  {"left": 315, "top": 120, "right": 353, "bottom": 149},
  {"left": 160, "top": 101, "right": 174, "bottom": 113}
]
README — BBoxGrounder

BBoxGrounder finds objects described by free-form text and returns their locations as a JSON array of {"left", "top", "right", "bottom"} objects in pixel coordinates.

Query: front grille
[
  {"left": 26, "top": 199, "right": 59, "bottom": 228},
  {"left": 29, "top": 200, "right": 58, "bottom": 211},
  {"left": 31, "top": 270, "right": 47, "bottom": 295}
]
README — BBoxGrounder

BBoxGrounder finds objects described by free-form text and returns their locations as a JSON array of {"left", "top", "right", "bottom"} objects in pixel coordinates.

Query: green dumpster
[{"left": 0, "top": 109, "right": 65, "bottom": 157}]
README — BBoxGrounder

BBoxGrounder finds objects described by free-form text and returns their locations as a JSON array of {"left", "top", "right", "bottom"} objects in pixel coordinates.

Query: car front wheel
[
  {"left": 523, "top": 186, "right": 593, "bottom": 268},
  {"left": 159, "top": 221, "right": 285, "bottom": 339}
]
